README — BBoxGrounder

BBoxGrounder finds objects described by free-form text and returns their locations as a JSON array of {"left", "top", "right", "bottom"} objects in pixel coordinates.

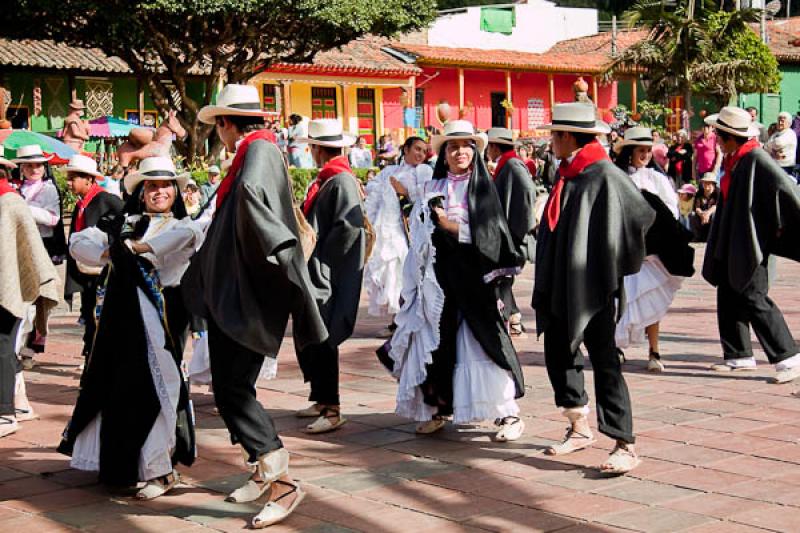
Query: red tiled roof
[
  {"left": 765, "top": 18, "right": 800, "bottom": 63},
  {"left": 384, "top": 31, "right": 646, "bottom": 74},
  {"left": 0, "top": 38, "right": 130, "bottom": 73},
  {"left": 270, "top": 37, "right": 420, "bottom": 77}
]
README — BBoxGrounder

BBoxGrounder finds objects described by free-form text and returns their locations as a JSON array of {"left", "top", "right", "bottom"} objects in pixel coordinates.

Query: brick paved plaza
[{"left": 1, "top": 246, "right": 800, "bottom": 532}]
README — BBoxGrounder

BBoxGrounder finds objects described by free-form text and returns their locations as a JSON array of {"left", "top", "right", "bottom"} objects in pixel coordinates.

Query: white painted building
[{"left": 426, "top": 0, "right": 598, "bottom": 53}]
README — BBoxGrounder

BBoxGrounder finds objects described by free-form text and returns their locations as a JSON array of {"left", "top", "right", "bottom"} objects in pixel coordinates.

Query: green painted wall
[{"left": 739, "top": 64, "right": 800, "bottom": 127}]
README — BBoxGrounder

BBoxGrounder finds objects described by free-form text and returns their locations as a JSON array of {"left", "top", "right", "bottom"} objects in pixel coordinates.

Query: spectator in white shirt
[
  {"left": 765, "top": 111, "right": 797, "bottom": 175},
  {"left": 348, "top": 136, "right": 373, "bottom": 169}
]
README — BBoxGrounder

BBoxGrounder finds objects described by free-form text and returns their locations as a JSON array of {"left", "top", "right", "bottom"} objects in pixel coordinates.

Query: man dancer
[
  {"left": 533, "top": 103, "right": 654, "bottom": 475},
  {"left": 185, "top": 84, "right": 327, "bottom": 528},
  {"left": 296, "top": 119, "right": 366, "bottom": 434},
  {"left": 486, "top": 127, "right": 537, "bottom": 337},
  {"left": 704, "top": 106, "right": 800, "bottom": 383}
]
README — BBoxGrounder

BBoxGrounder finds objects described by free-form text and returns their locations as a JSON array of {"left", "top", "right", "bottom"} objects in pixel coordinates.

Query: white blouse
[
  {"left": 424, "top": 171, "right": 471, "bottom": 244},
  {"left": 70, "top": 214, "right": 207, "bottom": 287},
  {"left": 628, "top": 166, "right": 679, "bottom": 219}
]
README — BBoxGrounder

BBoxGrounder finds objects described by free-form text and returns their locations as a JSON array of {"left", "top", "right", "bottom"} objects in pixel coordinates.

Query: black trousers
[
  {"left": 543, "top": 301, "right": 635, "bottom": 444},
  {"left": 718, "top": 262, "right": 798, "bottom": 363},
  {"left": 207, "top": 318, "right": 282, "bottom": 462},
  {"left": 297, "top": 341, "right": 340, "bottom": 406},
  {"left": 81, "top": 279, "right": 98, "bottom": 356},
  {"left": 0, "top": 308, "right": 21, "bottom": 416}
]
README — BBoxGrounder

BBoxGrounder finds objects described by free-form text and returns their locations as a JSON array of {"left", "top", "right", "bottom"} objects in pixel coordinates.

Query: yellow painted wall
[{"left": 287, "top": 83, "right": 313, "bottom": 120}]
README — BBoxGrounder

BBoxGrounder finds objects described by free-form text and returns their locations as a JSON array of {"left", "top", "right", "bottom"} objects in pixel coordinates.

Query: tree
[
  {"left": 605, "top": 0, "right": 779, "bottom": 113},
  {"left": 4, "top": 1, "right": 437, "bottom": 159}
]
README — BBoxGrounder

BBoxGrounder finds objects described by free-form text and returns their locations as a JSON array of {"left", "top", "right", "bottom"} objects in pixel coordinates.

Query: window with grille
[{"left": 311, "top": 87, "right": 337, "bottom": 119}]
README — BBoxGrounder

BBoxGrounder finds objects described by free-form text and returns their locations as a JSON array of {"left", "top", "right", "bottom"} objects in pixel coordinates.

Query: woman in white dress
[
  {"left": 390, "top": 121, "right": 526, "bottom": 441},
  {"left": 614, "top": 127, "right": 686, "bottom": 372},
  {"left": 364, "top": 136, "right": 432, "bottom": 324},
  {"left": 58, "top": 157, "right": 207, "bottom": 500}
]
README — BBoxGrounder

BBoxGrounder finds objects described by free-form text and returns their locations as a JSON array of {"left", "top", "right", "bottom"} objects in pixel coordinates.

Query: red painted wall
[{"left": 380, "top": 66, "right": 619, "bottom": 134}]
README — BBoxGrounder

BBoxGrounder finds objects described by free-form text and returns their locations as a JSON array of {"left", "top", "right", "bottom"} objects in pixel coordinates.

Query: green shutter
[{"left": 480, "top": 7, "right": 516, "bottom": 35}]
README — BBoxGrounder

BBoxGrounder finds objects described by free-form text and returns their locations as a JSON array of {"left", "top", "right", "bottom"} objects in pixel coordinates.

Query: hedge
[{"left": 55, "top": 166, "right": 378, "bottom": 214}]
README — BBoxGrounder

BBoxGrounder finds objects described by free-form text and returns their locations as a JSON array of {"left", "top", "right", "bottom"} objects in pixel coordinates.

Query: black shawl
[
  {"left": 703, "top": 148, "right": 800, "bottom": 292},
  {"left": 428, "top": 148, "right": 526, "bottom": 398},
  {"left": 533, "top": 159, "right": 655, "bottom": 353},
  {"left": 494, "top": 157, "right": 537, "bottom": 262},
  {"left": 58, "top": 207, "right": 194, "bottom": 486},
  {"left": 64, "top": 191, "right": 123, "bottom": 299},
  {"left": 182, "top": 140, "right": 328, "bottom": 355},
  {"left": 640, "top": 190, "right": 695, "bottom": 278},
  {"left": 303, "top": 171, "right": 365, "bottom": 347}
]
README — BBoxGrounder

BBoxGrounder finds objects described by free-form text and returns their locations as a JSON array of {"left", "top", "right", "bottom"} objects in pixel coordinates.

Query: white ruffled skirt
[{"left": 615, "top": 255, "right": 682, "bottom": 348}]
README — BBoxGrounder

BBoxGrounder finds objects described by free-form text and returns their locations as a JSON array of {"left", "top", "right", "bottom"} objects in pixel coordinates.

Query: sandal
[
  {"left": 305, "top": 407, "right": 347, "bottom": 434},
  {"left": 415, "top": 416, "right": 447, "bottom": 435},
  {"left": 295, "top": 403, "right": 323, "bottom": 418},
  {"left": 227, "top": 448, "right": 289, "bottom": 503},
  {"left": 251, "top": 480, "right": 306, "bottom": 529},
  {"left": 617, "top": 348, "right": 626, "bottom": 365},
  {"left": 0, "top": 416, "right": 18, "bottom": 438},
  {"left": 14, "top": 408, "right": 38, "bottom": 422},
  {"left": 494, "top": 416, "right": 525, "bottom": 442},
  {"left": 509, "top": 322, "right": 527, "bottom": 338},
  {"left": 647, "top": 351, "right": 665, "bottom": 373},
  {"left": 599, "top": 443, "right": 641, "bottom": 475},
  {"left": 545, "top": 427, "right": 596, "bottom": 456},
  {"left": 136, "top": 470, "right": 180, "bottom": 500}
]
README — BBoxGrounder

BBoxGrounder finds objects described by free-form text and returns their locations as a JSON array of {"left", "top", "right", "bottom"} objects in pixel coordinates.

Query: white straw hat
[
  {"left": 64, "top": 154, "right": 103, "bottom": 178},
  {"left": 198, "top": 84, "right": 273, "bottom": 125},
  {"left": 430, "top": 120, "right": 487, "bottom": 154},
  {"left": 207, "top": 165, "right": 221, "bottom": 175},
  {"left": 295, "top": 119, "right": 356, "bottom": 148},
  {"left": 123, "top": 156, "right": 190, "bottom": 194},
  {"left": 486, "top": 127, "right": 517, "bottom": 146},
  {"left": 704, "top": 106, "right": 760, "bottom": 138},
  {"left": 541, "top": 103, "right": 611, "bottom": 135},
  {"left": 12, "top": 144, "right": 53, "bottom": 164},
  {"left": 620, "top": 126, "right": 654, "bottom": 148}
]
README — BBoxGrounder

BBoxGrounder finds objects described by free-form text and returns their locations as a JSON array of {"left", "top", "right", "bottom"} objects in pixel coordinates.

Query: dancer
[
  {"left": 533, "top": 103, "right": 654, "bottom": 474},
  {"left": 391, "top": 120, "right": 526, "bottom": 442},
  {"left": 485, "top": 127, "right": 537, "bottom": 337},
  {"left": 58, "top": 157, "right": 201, "bottom": 499},
  {"left": 613, "top": 127, "right": 694, "bottom": 372},
  {"left": 0, "top": 155, "right": 59, "bottom": 438},
  {"left": 185, "top": 84, "right": 327, "bottom": 528},
  {"left": 296, "top": 119, "right": 366, "bottom": 434},
  {"left": 703, "top": 106, "right": 800, "bottom": 382},
  {"left": 364, "top": 136, "right": 432, "bottom": 323},
  {"left": 13, "top": 145, "right": 67, "bottom": 366},
  {"left": 63, "top": 155, "right": 123, "bottom": 358}
]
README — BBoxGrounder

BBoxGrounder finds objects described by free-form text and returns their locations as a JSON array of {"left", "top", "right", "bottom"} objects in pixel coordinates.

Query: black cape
[
  {"left": 703, "top": 147, "right": 800, "bottom": 291},
  {"left": 183, "top": 140, "right": 328, "bottom": 355},
  {"left": 494, "top": 158, "right": 537, "bottom": 262},
  {"left": 304, "top": 172, "right": 365, "bottom": 347},
  {"left": 64, "top": 192, "right": 123, "bottom": 299},
  {"left": 58, "top": 230, "right": 194, "bottom": 486},
  {"left": 533, "top": 159, "right": 655, "bottom": 353}
]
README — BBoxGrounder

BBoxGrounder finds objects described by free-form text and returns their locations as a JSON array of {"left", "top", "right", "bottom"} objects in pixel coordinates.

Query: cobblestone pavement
[{"left": 2, "top": 246, "right": 800, "bottom": 532}]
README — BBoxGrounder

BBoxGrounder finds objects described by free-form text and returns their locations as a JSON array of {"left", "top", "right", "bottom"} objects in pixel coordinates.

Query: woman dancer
[
  {"left": 58, "top": 156, "right": 205, "bottom": 500},
  {"left": 364, "top": 136, "right": 432, "bottom": 324},
  {"left": 614, "top": 127, "right": 692, "bottom": 372},
  {"left": 391, "top": 120, "right": 525, "bottom": 441}
]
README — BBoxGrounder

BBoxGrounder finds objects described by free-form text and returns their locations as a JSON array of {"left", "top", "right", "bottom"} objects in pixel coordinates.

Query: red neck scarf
[
  {"left": 0, "top": 178, "right": 16, "bottom": 197},
  {"left": 75, "top": 183, "right": 103, "bottom": 232},
  {"left": 216, "top": 129, "right": 277, "bottom": 209},
  {"left": 544, "top": 140, "right": 609, "bottom": 232},
  {"left": 720, "top": 138, "right": 759, "bottom": 200},
  {"left": 493, "top": 149, "right": 519, "bottom": 181},
  {"left": 302, "top": 155, "right": 353, "bottom": 216}
]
